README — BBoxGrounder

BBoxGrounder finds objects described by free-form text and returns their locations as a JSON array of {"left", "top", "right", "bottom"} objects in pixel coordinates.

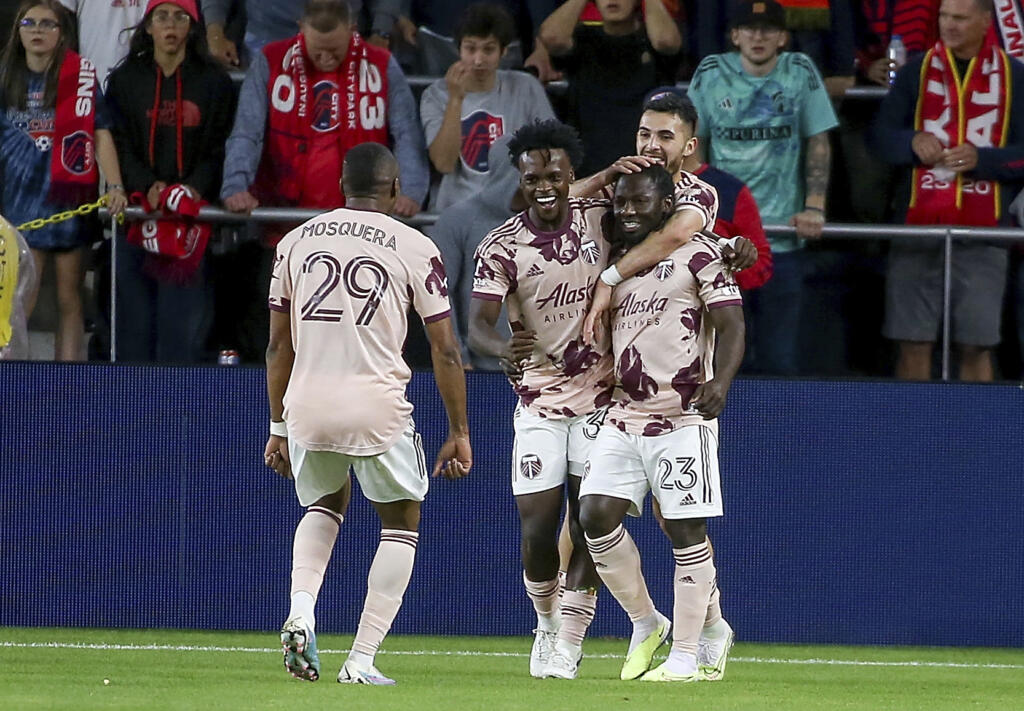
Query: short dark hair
[
  {"left": 454, "top": 2, "right": 516, "bottom": 49},
  {"left": 618, "top": 164, "right": 675, "bottom": 204},
  {"left": 507, "top": 119, "right": 585, "bottom": 170},
  {"left": 642, "top": 92, "right": 699, "bottom": 133},
  {"left": 973, "top": 0, "right": 994, "bottom": 14},
  {"left": 343, "top": 142, "right": 397, "bottom": 197},
  {"left": 302, "top": 0, "right": 351, "bottom": 33}
]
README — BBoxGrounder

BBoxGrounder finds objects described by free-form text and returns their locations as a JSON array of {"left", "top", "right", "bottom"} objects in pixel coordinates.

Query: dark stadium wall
[{"left": 1, "top": 363, "right": 1021, "bottom": 647}]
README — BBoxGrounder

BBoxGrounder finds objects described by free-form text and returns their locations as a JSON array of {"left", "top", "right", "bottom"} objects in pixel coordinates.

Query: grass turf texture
[{"left": 2, "top": 628, "right": 1023, "bottom": 710}]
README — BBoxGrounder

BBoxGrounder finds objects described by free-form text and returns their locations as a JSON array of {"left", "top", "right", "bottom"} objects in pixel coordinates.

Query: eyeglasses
[
  {"left": 18, "top": 18, "right": 60, "bottom": 32},
  {"left": 150, "top": 10, "right": 191, "bottom": 26},
  {"left": 737, "top": 25, "right": 783, "bottom": 37}
]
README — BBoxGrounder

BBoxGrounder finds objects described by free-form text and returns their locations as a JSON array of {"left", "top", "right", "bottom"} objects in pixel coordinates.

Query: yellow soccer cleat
[
  {"left": 640, "top": 661, "right": 701, "bottom": 683},
  {"left": 620, "top": 612, "right": 671, "bottom": 680}
]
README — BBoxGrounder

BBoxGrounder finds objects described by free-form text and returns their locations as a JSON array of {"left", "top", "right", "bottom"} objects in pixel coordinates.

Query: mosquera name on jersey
[
  {"left": 269, "top": 207, "right": 451, "bottom": 456},
  {"left": 473, "top": 197, "right": 615, "bottom": 419}
]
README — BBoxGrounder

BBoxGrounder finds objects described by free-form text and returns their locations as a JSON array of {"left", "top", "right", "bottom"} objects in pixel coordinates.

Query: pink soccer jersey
[
  {"left": 268, "top": 208, "right": 451, "bottom": 456},
  {"left": 606, "top": 234, "right": 741, "bottom": 436},
  {"left": 472, "top": 197, "right": 615, "bottom": 418}
]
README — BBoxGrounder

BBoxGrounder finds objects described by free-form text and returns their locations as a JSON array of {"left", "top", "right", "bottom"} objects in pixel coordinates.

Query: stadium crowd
[{"left": 1, "top": 0, "right": 1023, "bottom": 380}]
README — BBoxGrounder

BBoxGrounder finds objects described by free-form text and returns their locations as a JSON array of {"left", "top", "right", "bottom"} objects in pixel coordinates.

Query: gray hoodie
[{"left": 427, "top": 134, "right": 520, "bottom": 370}]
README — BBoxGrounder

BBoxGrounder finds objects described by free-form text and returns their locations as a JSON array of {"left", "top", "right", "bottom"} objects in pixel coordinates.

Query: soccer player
[
  {"left": 468, "top": 119, "right": 611, "bottom": 680},
  {"left": 579, "top": 164, "right": 744, "bottom": 682},
  {"left": 573, "top": 92, "right": 758, "bottom": 343},
  {"left": 264, "top": 142, "right": 472, "bottom": 686}
]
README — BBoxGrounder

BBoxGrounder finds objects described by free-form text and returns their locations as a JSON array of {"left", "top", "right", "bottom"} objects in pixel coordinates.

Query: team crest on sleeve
[
  {"left": 580, "top": 239, "right": 600, "bottom": 265},
  {"left": 654, "top": 259, "right": 675, "bottom": 281},
  {"left": 519, "top": 453, "right": 543, "bottom": 480},
  {"left": 60, "top": 130, "right": 95, "bottom": 175},
  {"left": 460, "top": 110, "right": 503, "bottom": 172}
]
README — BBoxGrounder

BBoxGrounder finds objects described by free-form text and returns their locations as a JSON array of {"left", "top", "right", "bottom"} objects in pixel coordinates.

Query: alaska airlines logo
[
  {"left": 535, "top": 277, "right": 593, "bottom": 309},
  {"left": 612, "top": 291, "right": 668, "bottom": 318}
]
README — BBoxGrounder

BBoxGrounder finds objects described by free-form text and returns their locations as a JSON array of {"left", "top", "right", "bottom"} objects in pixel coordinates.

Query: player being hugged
[
  {"left": 468, "top": 119, "right": 612, "bottom": 679},
  {"left": 264, "top": 143, "right": 471, "bottom": 686},
  {"left": 579, "top": 164, "right": 744, "bottom": 682}
]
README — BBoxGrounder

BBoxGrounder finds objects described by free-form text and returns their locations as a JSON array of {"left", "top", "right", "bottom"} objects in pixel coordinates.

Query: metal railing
[{"left": 105, "top": 207, "right": 1024, "bottom": 379}]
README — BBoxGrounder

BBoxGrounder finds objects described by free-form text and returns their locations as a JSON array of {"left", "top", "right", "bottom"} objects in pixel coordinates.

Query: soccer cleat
[
  {"left": 541, "top": 640, "right": 582, "bottom": 679},
  {"left": 529, "top": 628, "right": 559, "bottom": 678},
  {"left": 697, "top": 620, "right": 735, "bottom": 681},
  {"left": 620, "top": 612, "right": 671, "bottom": 680},
  {"left": 337, "top": 658, "right": 397, "bottom": 686},
  {"left": 640, "top": 661, "right": 701, "bottom": 683},
  {"left": 280, "top": 617, "right": 320, "bottom": 682}
]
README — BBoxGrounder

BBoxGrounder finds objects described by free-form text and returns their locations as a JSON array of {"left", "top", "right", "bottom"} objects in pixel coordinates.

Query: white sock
[
  {"left": 288, "top": 591, "right": 316, "bottom": 628},
  {"left": 628, "top": 612, "right": 662, "bottom": 655},
  {"left": 663, "top": 649, "right": 698, "bottom": 675}
]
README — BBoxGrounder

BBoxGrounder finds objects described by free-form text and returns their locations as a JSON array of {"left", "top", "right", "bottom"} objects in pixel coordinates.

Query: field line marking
[{"left": 2, "top": 641, "right": 1022, "bottom": 669}]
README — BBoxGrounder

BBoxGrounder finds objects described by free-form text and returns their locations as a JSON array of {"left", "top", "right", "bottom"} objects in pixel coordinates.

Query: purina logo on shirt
[
  {"left": 519, "top": 453, "right": 543, "bottom": 480},
  {"left": 653, "top": 259, "right": 674, "bottom": 281},
  {"left": 580, "top": 239, "right": 600, "bottom": 265},
  {"left": 311, "top": 80, "right": 341, "bottom": 132},
  {"left": 460, "top": 110, "right": 503, "bottom": 172}
]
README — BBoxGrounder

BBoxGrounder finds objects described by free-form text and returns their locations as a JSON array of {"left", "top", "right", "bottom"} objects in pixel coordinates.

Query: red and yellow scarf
[
  {"left": 777, "top": 0, "right": 830, "bottom": 30},
  {"left": 49, "top": 51, "right": 98, "bottom": 205},
  {"left": 908, "top": 36, "right": 1011, "bottom": 226}
]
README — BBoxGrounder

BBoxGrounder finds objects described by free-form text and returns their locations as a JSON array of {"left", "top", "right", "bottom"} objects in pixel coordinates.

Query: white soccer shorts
[
  {"left": 510, "top": 404, "right": 607, "bottom": 496},
  {"left": 289, "top": 421, "right": 429, "bottom": 506},
  {"left": 580, "top": 422, "right": 723, "bottom": 519}
]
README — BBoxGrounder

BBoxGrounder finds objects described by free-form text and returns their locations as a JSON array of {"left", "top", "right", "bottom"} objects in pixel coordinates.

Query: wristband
[
  {"left": 719, "top": 236, "right": 742, "bottom": 250},
  {"left": 803, "top": 206, "right": 825, "bottom": 214},
  {"left": 270, "top": 420, "right": 287, "bottom": 437},
  {"left": 599, "top": 264, "right": 624, "bottom": 287},
  {"left": 107, "top": 184, "right": 124, "bottom": 191}
]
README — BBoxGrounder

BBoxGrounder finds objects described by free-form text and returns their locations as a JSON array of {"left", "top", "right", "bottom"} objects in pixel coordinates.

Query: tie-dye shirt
[
  {"left": 269, "top": 207, "right": 451, "bottom": 455},
  {"left": 473, "top": 197, "right": 615, "bottom": 419},
  {"left": 606, "top": 234, "right": 742, "bottom": 436}
]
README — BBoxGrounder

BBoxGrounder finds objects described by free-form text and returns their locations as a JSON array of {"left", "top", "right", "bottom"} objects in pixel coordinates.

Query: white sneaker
[
  {"left": 529, "top": 628, "right": 559, "bottom": 678},
  {"left": 337, "top": 658, "right": 397, "bottom": 686},
  {"left": 697, "top": 620, "right": 735, "bottom": 681},
  {"left": 541, "top": 640, "right": 582, "bottom": 679}
]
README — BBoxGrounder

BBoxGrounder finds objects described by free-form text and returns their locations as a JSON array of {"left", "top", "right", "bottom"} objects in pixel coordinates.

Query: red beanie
[{"left": 144, "top": 0, "right": 199, "bottom": 22}]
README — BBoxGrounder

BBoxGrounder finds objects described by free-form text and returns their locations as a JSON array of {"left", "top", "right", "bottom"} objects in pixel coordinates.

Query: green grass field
[{"left": 2, "top": 627, "right": 1022, "bottom": 710}]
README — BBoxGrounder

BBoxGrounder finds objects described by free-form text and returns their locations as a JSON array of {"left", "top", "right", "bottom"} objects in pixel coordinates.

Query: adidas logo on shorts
[{"left": 679, "top": 493, "right": 696, "bottom": 506}]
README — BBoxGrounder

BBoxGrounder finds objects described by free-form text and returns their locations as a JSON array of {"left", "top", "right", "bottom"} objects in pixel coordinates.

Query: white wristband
[
  {"left": 599, "top": 264, "right": 624, "bottom": 287},
  {"left": 270, "top": 420, "right": 288, "bottom": 437},
  {"left": 719, "top": 236, "right": 742, "bottom": 250}
]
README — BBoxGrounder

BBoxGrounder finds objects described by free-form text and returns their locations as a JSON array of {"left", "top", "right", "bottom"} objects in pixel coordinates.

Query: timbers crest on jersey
[
  {"left": 519, "top": 453, "right": 543, "bottom": 479},
  {"left": 653, "top": 259, "right": 675, "bottom": 281},
  {"left": 580, "top": 239, "right": 600, "bottom": 265}
]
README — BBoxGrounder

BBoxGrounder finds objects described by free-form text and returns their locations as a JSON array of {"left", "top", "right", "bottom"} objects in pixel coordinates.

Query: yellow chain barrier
[{"left": 15, "top": 194, "right": 125, "bottom": 232}]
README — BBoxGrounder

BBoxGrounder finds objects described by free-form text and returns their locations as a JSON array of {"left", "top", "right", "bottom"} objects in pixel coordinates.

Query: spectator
[
  {"left": 539, "top": 0, "right": 682, "bottom": 177},
  {"left": 855, "top": 0, "right": 940, "bottom": 86},
  {"left": 421, "top": 2, "right": 554, "bottom": 211},
  {"left": 58, "top": 0, "right": 148, "bottom": 87},
  {"left": 105, "top": 0, "right": 234, "bottom": 362},
  {"left": 220, "top": 0, "right": 427, "bottom": 219},
  {"left": 427, "top": 133, "right": 519, "bottom": 369},
  {"left": 687, "top": 0, "right": 838, "bottom": 375},
  {"left": 783, "top": 0, "right": 856, "bottom": 96},
  {"left": 0, "top": 0, "right": 127, "bottom": 361},
  {"left": 396, "top": 0, "right": 558, "bottom": 77},
  {"left": 203, "top": 0, "right": 402, "bottom": 67},
  {"left": 872, "top": 0, "right": 1024, "bottom": 381}
]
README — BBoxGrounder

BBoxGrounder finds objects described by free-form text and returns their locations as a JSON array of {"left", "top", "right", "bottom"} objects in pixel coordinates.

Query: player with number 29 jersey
[{"left": 269, "top": 207, "right": 451, "bottom": 456}]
